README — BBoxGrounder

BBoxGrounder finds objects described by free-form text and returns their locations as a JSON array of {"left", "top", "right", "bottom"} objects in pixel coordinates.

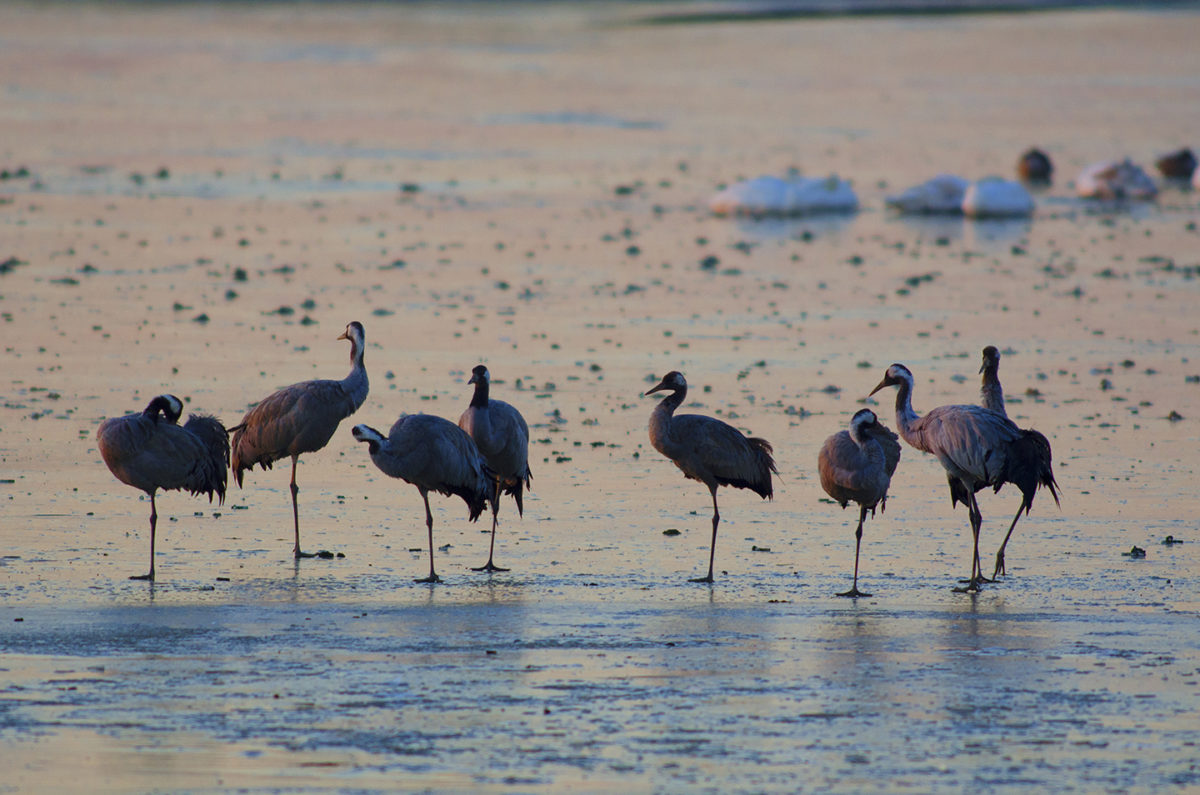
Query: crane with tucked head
[
  {"left": 645, "top": 371, "right": 777, "bottom": 583},
  {"left": 353, "top": 416, "right": 495, "bottom": 583},
  {"left": 458, "top": 364, "right": 531, "bottom": 573},
  {"left": 818, "top": 408, "right": 901, "bottom": 597},
  {"left": 870, "top": 363, "right": 1057, "bottom": 590},
  {"left": 97, "top": 394, "right": 229, "bottom": 581},
  {"left": 230, "top": 321, "right": 368, "bottom": 559}
]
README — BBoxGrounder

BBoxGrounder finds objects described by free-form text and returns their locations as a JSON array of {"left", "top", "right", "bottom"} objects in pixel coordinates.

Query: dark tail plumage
[
  {"left": 1006, "top": 429, "right": 1060, "bottom": 513},
  {"left": 439, "top": 464, "right": 497, "bottom": 523},
  {"left": 744, "top": 437, "right": 778, "bottom": 500},
  {"left": 499, "top": 467, "right": 532, "bottom": 516},
  {"left": 183, "top": 413, "right": 230, "bottom": 504}
]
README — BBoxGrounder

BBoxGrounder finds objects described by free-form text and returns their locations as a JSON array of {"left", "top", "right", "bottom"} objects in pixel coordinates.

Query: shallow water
[
  {"left": 3, "top": 576, "right": 1199, "bottom": 792},
  {"left": 2, "top": 1, "right": 1199, "bottom": 792}
]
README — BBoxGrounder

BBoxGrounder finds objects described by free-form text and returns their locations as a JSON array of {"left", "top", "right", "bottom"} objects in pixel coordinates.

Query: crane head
[
  {"left": 980, "top": 345, "right": 1000, "bottom": 375},
  {"left": 351, "top": 423, "right": 384, "bottom": 454},
  {"left": 850, "top": 408, "right": 878, "bottom": 430},
  {"left": 338, "top": 321, "right": 365, "bottom": 344},
  {"left": 869, "top": 364, "right": 911, "bottom": 397},
  {"left": 645, "top": 370, "right": 686, "bottom": 397},
  {"left": 469, "top": 365, "right": 490, "bottom": 385},
  {"left": 145, "top": 394, "right": 184, "bottom": 424}
]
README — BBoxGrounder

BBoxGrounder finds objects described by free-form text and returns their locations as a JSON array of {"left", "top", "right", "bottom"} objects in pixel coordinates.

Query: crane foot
[{"left": 471, "top": 563, "right": 510, "bottom": 573}]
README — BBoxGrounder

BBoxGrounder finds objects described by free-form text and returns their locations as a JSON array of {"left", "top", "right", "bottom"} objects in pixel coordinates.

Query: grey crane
[
  {"left": 944, "top": 345, "right": 1008, "bottom": 547},
  {"left": 870, "top": 363, "right": 1058, "bottom": 591},
  {"left": 352, "top": 417, "right": 496, "bottom": 583},
  {"left": 950, "top": 345, "right": 1060, "bottom": 578},
  {"left": 973, "top": 346, "right": 1059, "bottom": 578},
  {"left": 645, "top": 371, "right": 777, "bottom": 583},
  {"left": 818, "top": 408, "right": 901, "bottom": 598},
  {"left": 230, "top": 321, "right": 368, "bottom": 558},
  {"left": 96, "top": 394, "right": 229, "bottom": 581},
  {"left": 458, "top": 364, "right": 532, "bottom": 573}
]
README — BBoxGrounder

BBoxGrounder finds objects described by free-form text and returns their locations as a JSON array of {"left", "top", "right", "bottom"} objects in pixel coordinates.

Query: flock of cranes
[{"left": 97, "top": 321, "right": 1059, "bottom": 594}]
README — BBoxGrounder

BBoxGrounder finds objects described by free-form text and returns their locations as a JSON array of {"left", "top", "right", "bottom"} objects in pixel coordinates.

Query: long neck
[
  {"left": 648, "top": 385, "right": 685, "bottom": 453},
  {"left": 342, "top": 338, "right": 369, "bottom": 410},
  {"left": 470, "top": 378, "right": 490, "bottom": 409},
  {"left": 981, "top": 368, "right": 1006, "bottom": 416},
  {"left": 892, "top": 378, "right": 920, "bottom": 439}
]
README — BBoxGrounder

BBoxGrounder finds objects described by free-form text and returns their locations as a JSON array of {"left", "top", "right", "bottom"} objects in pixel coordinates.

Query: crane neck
[
  {"left": 648, "top": 384, "right": 685, "bottom": 457},
  {"left": 469, "top": 377, "right": 490, "bottom": 409},
  {"left": 649, "top": 385, "right": 685, "bottom": 434},
  {"left": 980, "top": 370, "right": 1006, "bottom": 416},
  {"left": 654, "top": 384, "right": 685, "bottom": 417},
  {"left": 342, "top": 338, "right": 369, "bottom": 411},
  {"left": 891, "top": 377, "right": 920, "bottom": 437}
]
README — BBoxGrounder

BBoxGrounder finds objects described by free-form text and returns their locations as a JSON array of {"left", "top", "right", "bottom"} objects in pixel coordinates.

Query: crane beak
[
  {"left": 468, "top": 373, "right": 479, "bottom": 385},
  {"left": 337, "top": 329, "right": 349, "bottom": 341},
  {"left": 868, "top": 375, "right": 894, "bottom": 397},
  {"left": 644, "top": 380, "right": 667, "bottom": 397},
  {"left": 978, "top": 361, "right": 986, "bottom": 375}
]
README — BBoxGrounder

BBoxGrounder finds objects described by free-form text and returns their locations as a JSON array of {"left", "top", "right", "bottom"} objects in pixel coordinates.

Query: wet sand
[{"left": 1, "top": 2, "right": 1199, "bottom": 792}]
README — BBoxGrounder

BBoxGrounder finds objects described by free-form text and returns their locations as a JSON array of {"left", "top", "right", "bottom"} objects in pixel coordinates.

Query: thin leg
[
  {"left": 131, "top": 493, "right": 157, "bottom": 581},
  {"left": 290, "top": 457, "right": 316, "bottom": 559},
  {"left": 972, "top": 499, "right": 996, "bottom": 584},
  {"left": 992, "top": 504, "right": 1025, "bottom": 579},
  {"left": 690, "top": 487, "right": 719, "bottom": 583},
  {"left": 837, "top": 506, "right": 871, "bottom": 598},
  {"left": 415, "top": 490, "right": 442, "bottom": 584},
  {"left": 954, "top": 494, "right": 987, "bottom": 592},
  {"left": 472, "top": 478, "right": 510, "bottom": 573}
]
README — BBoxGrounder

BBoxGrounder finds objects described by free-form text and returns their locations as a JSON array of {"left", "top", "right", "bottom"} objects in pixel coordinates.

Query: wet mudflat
[
  {"left": 2, "top": 1, "right": 1200, "bottom": 792},
  {"left": 2, "top": 567, "right": 1199, "bottom": 793}
]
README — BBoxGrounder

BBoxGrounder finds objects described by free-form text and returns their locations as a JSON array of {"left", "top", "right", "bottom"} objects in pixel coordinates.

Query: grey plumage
[
  {"left": 97, "top": 394, "right": 229, "bottom": 581},
  {"left": 230, "top": 321, "right": 369, "bottom": 558},
  {"left": 973, "top": 346, "right": 1060, "bottom": 577},
  {"left": 458, "top": 364, "right": 532, "bottom": 572},
  {"left": 945, "top": 345, "right": 1007, "bottom": 521},
  {"left": 950, "top": 346, "right": 1061, "bottom": 578},
  {"left": 646, "top": 370, "right": 777, "bottom": 583},
  {"left": 870, "top": 363, "right": 1058, "bottom": 591},
  {"left": 818, "top": 408, "right": 901, "bottom": 597},
  {"left": 352, "top": 416, "right": 496, "bottom": 583}
]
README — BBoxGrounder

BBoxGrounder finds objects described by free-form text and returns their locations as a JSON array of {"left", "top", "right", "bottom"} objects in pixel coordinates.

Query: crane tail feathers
[{"left": 718, "top": 436, "right": 776, "bottom": 500}]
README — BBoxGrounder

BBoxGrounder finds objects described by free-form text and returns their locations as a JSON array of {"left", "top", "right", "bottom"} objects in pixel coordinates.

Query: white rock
[
  {"left": 710, "top": 174, "right": 858, "bottom": 217},
  {"left": 1076, "top": 159, "right": 1158, "bottom": 200},
  {"left": 885, "top": 174, "right": 969, "bottom": 214},
  {"left": 962, "top": 177, "right": 1035, "bottom": 218}
]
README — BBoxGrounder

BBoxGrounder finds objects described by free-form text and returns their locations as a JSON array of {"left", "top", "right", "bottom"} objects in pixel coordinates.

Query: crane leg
[
  {"left": 290, "top": 457, "right": 316, "bottom": 559},
  {"left": 992, "top": 504, "right": 1026, "bottom": 579},
  {"left": 415, "top": 490, "right": 442, "bottom": 584},
  {"left": 130, "top": 493, "right": 157, "bottom": 581},
  {"left": 954, "top": 493, "right": 989, "bottom": 592},
  {"left": 472, "top": 477, "right": 510, "bottom": 573},
  {"left": 837, "top": 506, "right": 872, "bottom": 598},
  {"left": 690, "top": 487, "right": 720, "bottom": 583}
]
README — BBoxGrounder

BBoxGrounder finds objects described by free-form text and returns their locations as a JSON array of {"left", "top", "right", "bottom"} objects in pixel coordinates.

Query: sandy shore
[{"left": 1, "top": 2, "right": 1198, "bottom": 791}]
